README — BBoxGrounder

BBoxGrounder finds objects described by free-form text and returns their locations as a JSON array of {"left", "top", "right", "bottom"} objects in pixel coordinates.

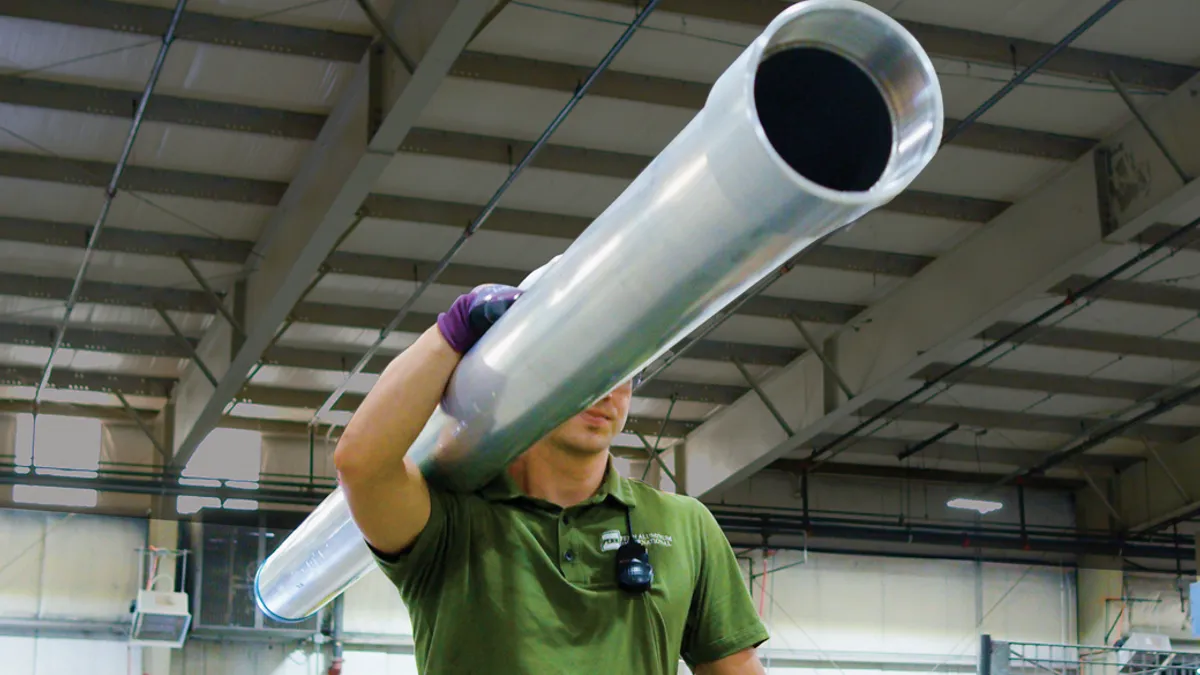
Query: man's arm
[
  {"left": 333, "top": 283, "right": 522, "bottom": 556},
  {"left": 680, "top": 501, "right": 771, "bottom": 670},
  {"left": 694, "top": 648, "right": 767, "bottom": 675},
  {"left": 333, "top": 325, "right": 460, "bottom": 555}
]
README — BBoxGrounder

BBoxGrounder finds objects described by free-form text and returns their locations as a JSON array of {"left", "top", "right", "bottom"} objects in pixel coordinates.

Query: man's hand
[{"left": 694, "top": 648, "right": 767, "bottom": 675}]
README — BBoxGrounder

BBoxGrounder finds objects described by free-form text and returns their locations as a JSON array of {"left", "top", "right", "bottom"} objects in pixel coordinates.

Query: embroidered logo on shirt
[
  {"left": 600, "top": 529, "right": 673, "bottom": 551},
  {"left": 600, "top": 529, "right": 623, "bottom": 552}
]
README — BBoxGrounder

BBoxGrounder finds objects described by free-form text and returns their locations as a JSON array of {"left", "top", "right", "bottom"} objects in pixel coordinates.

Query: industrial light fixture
[{"left": 947, "top": 497, "right": 1003, "bottom": 514}]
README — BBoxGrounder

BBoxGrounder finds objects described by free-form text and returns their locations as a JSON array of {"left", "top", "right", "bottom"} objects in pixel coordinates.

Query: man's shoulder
[{"left": 622, "top": 479, "right": 709, "bottom": 519}]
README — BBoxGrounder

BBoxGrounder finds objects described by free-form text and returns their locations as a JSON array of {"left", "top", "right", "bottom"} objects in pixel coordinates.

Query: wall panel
[
  {"left": 1, "top": 637, "right": 137, "bottom": 675},
  {"left": 0, "top": 509, "right": 144, "bottom": 622},
  {"left": 752, "top": 550, "right": 1073, "bottom": 663},
  {"left": 170, "top": 641, "right": 321, "bottom": 675}
]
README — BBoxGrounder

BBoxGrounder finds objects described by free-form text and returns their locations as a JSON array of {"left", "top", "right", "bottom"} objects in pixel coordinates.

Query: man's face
[{"left": 543, "top": 379, "right": 634, "bottom": 455}]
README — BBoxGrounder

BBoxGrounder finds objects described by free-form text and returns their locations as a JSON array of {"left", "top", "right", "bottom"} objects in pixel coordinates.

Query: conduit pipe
[
  {"left": 33, "top": 0, "right": 190, "bottom": 404},
  {"left": 256, "top": 0, "right": 945, "bottom": 622}
]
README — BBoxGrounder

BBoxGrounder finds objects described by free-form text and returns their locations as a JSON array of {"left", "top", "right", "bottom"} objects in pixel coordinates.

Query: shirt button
[{"left": 564, "top": 550, "right": 575, "bottom": 562}]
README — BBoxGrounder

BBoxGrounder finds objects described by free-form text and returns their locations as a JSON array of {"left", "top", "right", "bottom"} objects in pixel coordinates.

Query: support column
[
  {"left": 1077, "top": 559, "right": 1124, "bottom": 646},
  {"left": 1192, "top": 534, "right": 1199, "bottom": 638},
  {"left": 0, "top": 413, "right": 16, "bottom": 503},
  {"left": 142, "top": 406, "right": 179, "bottom": 675},
  {"left": 141, "top": 519, "right": 179, "bottom": 675}
]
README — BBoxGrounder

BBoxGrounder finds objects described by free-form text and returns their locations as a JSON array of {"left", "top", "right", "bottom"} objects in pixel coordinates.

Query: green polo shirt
[{"left": 372, "top": 459, "right": 769, "bottom": 674}]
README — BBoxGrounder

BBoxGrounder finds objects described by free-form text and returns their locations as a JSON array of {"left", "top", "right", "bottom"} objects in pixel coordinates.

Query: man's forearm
[{"left": 333, "top": 326, "right": 460, "bottom": 479}]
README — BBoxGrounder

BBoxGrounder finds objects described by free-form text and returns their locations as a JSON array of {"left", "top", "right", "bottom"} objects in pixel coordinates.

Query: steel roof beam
[
  {"left": 0, "top": 362, "right": 693, "bottom": 437},
  {"left": 914, "top": 363, "right": 1178, "bottom": 402},
  {"left": 0, "top": 68, "right": 1094, "bottom": 162},
  {"left": 4, "top": 318, "right": 1194, "bottom": 413},
  {"left": 0, "top": 364, "right": 173, "bottom": 398},
  {"left": 805, "top": 432, "right": 1136, "bottom": 470},
  {"left": 13, "top": 201, "right": 1200, "bottom": 293},
  {"left": 3, "top": 0, "right": 372, "bottom": 62},
  {"left": 587, "top": 0, "right": 1194, "bottom": 92},
  {"left": 12, "top": 0, "right": 1191, "bottom": 92},
  {"left": 0, "top": 216, "right": 251, "bottom": 263},
  {"left": 854, "top": 399, "right": 1199, "bottom": 445},
  {"left": 0, "top": 146, "right": 1007, "bottom": 225},
  {"left": 980, "top": 321, "right": 1200, "bottom": 362},
  {"left": 7, "top": 270, "right": 1196, "bottom": 367},
  {"left": 0, "top": 397, "right": 340, "bottom": 437},
  {"left": 683, "top": 68, "right": 1200, "bottom": 497},
  {"left": 0, "top": 321, "right": 750, "bottom": 404},
  {"left": 0, "top": 282, "right": 802, "bottom": 368}
]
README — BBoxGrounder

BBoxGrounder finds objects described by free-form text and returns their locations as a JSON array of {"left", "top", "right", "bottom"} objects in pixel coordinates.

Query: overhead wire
[
  {"left": 0, "top": 0, "right": 345, "bottom": 247},
  {"left": 31, "top": 0, "right": 191, "bottom": 407}
]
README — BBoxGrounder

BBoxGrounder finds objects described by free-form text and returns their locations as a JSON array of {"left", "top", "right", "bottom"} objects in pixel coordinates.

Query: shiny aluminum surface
[{"left": 255, "top": 0, "right": 944, "bottom": 622}]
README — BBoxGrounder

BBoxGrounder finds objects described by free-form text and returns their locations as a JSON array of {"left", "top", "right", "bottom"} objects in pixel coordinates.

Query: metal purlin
[
  {"left": 310, "top": 0, "right": 664, "bottom": 426},
  {"left": 31, "top": 0, "right": 191, "bottom": 406}
]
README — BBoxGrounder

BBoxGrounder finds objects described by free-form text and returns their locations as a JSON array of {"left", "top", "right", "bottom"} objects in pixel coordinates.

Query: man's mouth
[{"left": 579, "top": 410, "right": 612, "bottom": 424}]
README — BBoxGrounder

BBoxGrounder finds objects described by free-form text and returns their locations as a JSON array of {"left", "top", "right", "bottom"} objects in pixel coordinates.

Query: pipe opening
[{"left": 755, "top": 47, "right": 893, "bottom": 192}]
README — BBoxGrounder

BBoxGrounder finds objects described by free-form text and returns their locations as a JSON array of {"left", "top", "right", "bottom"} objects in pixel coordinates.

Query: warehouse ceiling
[{"left": 1, "top": 0, "right": 1199, "bottom": 549}]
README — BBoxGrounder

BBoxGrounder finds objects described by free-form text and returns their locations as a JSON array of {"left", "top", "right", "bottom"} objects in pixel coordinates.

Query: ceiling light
[{"left": 947, "top": 497, "right": 1003, "bottom": 514}]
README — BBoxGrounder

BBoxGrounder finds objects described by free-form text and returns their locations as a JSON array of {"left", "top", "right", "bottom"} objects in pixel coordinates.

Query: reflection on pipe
[{"left": 255, "top": 0, "right": 945, "bottom": 623}]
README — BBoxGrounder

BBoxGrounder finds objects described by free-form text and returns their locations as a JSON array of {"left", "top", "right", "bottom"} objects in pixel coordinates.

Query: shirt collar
[{"left": 479, "top": 453, "right": 637, "bottom": 509}]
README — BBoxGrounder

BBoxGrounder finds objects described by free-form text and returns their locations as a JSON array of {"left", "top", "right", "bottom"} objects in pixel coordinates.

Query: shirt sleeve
[
  {"left": 368, "top": 485, "right": 467, "bottom": 603},
  {"left": 679, "top": 501, "right": 770, "bottom": 668}
]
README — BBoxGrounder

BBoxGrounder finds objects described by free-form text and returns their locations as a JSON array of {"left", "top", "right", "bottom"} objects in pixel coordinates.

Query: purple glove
[{"left": 436, "top": 284, "right": 523, "bottom": 354}]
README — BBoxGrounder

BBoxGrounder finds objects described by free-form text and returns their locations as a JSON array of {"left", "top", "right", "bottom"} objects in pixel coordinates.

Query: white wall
[
  {"left": 170, "top": 641, "right": 322, "bottom": 675},
  {"left": 1, "top": 636, "right": 140, "bottom": 675},
  {"left": 0, "top": 509, "right": 145, "bottom": 620},
  {"left": 743, "top": 549, "right": 1074, "bottom": 666},
  {"left": 0, "top": 508, "right": 147, "bottom": 675}
]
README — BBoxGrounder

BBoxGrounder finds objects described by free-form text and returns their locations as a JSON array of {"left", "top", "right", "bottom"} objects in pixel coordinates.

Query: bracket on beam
[
  {"left": 354, "top": 0, "right": 415, "bottom": 74},
  {"left": 368, "top": 41, "right": 386, "bottom": 140},
  {"left": 788, "top": 314, "right": 854, "bottom": 399},
  {"left": 1147, "top": 444, "right": 1192, "bottom": 504},
  {"left": 153, "top": 305, "right": 218, "bottom": 388},
  {"left": 731, "top": 355, "right": 794, "bottom": 437},
  {"left": 115, "top": 391, "right": 169, "bottom": 461},
  {"left": 1080, "top": 466, "right": 1125, "bottom": 527},
  {"left": 633, "top": 431, "right": 678, "bottom": 487},
  {"left": 1107, "top": 71, "right": 1192, "bottom": 184},
  {"left": 637, "top": 394, "right": 677, "bottom": 483},
  {"left": 896, "top": 423, "right": 960, "bottom": 461},
  {"left": 178, "top": 252, "right": 245, "bottom": 340}
]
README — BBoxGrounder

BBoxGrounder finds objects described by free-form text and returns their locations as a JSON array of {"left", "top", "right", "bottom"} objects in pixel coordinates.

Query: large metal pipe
[{"left": 255, "top": 0, "right": 944, "bottom": 622}]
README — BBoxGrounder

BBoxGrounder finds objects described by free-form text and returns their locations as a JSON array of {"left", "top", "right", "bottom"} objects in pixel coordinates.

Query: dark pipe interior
[{"left": 755, "top": 47, "right": 893, "bottom": 192}]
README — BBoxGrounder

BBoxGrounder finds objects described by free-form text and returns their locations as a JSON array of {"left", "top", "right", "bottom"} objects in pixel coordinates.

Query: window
[
  {"left": 177, "top": 428, "right": 262, "bottom": 515},
  {"left": 12, "top": 413, "right": 102, "bottom": 508}
]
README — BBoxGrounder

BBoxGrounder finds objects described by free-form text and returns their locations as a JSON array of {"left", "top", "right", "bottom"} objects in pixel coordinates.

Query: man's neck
[{"left": 509, "top": 444, "right": 611, "bottom": 508}]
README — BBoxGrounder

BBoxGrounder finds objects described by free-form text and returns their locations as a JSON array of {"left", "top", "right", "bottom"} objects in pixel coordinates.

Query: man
[{"left": 334, "top": 283, "right": 770, "bottom": 674}]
